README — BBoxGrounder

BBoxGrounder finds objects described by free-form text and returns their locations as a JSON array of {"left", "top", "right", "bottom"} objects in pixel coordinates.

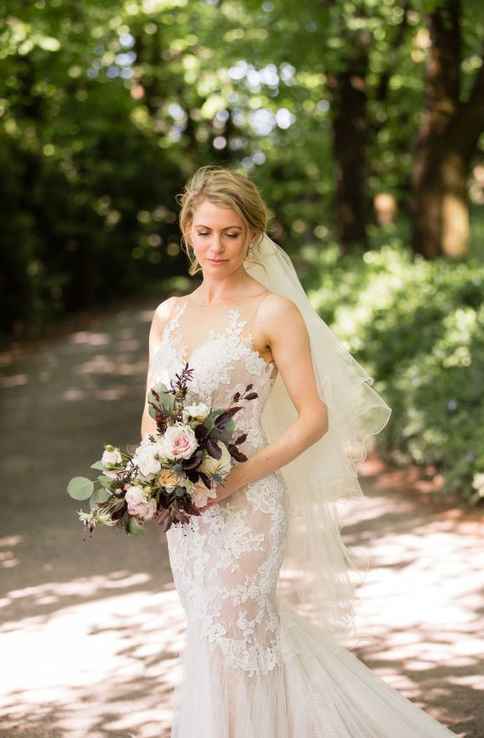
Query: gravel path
[{"left": 1, "top": 296, "right": 482, "bottom": 738}]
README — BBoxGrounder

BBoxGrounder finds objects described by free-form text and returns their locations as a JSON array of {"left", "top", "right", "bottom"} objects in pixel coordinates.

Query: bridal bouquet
[{"left": 67, "top": 363, "right": 257, "bottom": 537}]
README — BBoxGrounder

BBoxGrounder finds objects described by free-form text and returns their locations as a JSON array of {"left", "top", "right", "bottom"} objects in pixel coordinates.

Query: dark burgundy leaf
[
  {"left": 198, "top": 471, "right": 212, "bottom": 489},
  {"left": 195, "top": 423, "right": 209, "bottom": 442},
  {"left": 112, "top": 504, "right": 126, "bottom": 520},
  {"left": 185, "top": 470, "right": 200, "bottom": 483},
  {"left": 182, "top": 448, "right": 204, "bottom": 470},
  {"left": 228, "top": 444, "right": 248, "bottom": 462},
  {"left": 206, "top": 437, "right": 222, "bottom": 459},
  {"left": 215, "top": 406, "right": 242, "bottom": 429}
]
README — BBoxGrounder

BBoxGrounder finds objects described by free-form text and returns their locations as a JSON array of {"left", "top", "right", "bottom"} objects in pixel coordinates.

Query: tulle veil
[{"left": 244, "top": 233, "right": 392, "bottom": 643}]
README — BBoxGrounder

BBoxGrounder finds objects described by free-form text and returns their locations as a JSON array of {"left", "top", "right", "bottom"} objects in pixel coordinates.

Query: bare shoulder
[
  {"left": 259, "top": 292, "right": 303, "bottom": 326},
  {"left": 150, "top": 295, "right": 179, "bottom": 342},
  {"left": 257, "top": 292, "right": 307, "bottom": 349},
  {"left": 154, "top": 295, "right": 178, "bottom": 322}
]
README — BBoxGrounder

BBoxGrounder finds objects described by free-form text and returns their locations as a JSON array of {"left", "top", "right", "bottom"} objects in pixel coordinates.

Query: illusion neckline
[
  {"left": 182, "top": 290, "right": 271, "bottom": 309},
  {"left": 167, "top": 300, "right": 277, "bottom": 375}
]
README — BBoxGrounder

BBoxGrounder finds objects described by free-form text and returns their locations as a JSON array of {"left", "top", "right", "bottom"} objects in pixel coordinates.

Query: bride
[{"left": 141, "top": 165, "right": 457, "bottom": 737}]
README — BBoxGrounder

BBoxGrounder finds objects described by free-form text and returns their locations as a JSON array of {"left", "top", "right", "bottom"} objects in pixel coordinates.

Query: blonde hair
[{"left": 176, "top": 165, "right": 270, "bottom": 277}]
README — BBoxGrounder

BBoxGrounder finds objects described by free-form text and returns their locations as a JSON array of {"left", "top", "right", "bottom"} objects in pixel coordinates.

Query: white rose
[
  {"left": 159, "top": 424, "right": 198, "bottom": 461},
  {"left": 101, "top": 445, "right": 123, "bottom": 468},
  {"left": 199, "top": 441, "right": 232, "bottom": 478},
  {"left": 133, "top": 439, "right": 164, "bottom": 477},
  {"left": 183, "top": 402, "right": 210, "bottom": 423}
]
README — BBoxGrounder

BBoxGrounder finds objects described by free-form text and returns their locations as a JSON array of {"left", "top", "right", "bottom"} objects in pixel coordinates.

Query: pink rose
[
  {"left": 160, "top": 424, "right": 198, "bottom": 461},
  {"left": 125, "top": 485, "right": 157, "bottom": 520}
]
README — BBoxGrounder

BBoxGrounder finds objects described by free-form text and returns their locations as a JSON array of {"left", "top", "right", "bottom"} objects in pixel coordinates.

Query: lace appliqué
[
  {"left": 154, "top": 298, "right": 288, "bottom": 676},
  {"left": 167, "top": 472, "right": 287, "bottom": 677},
  {"left": 151, "top": 302, "right": 275, "bottom": 400}
]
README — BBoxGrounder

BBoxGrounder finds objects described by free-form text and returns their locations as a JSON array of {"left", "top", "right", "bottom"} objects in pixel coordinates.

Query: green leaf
[
  {"left": 92, "top": 486, "right": 111, "bottom": 504},
  {"left": 127, "top": 517, "right": 145, "bottom": 535},
  {"left": 97, "top": 474, "right": 115, "bottom": 489},
  {"left": 90, "top": 460, "right": 105, "bottom": 470},
  {"left": 67, "top": 476, "right": 94, "bottom": 501}
]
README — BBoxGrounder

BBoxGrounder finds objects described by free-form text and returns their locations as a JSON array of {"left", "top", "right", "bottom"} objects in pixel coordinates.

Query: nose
[{"left": 209, "top": 235, "right": 225, "bottom": 253}]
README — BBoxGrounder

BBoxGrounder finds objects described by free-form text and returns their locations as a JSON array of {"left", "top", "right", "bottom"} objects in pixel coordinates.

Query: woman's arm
[
  {"left": 205, "top": 294, "right": 328, "bottom": 505},
  {"left": 140, "top": 296, "right": 177, "bottom": 441}
]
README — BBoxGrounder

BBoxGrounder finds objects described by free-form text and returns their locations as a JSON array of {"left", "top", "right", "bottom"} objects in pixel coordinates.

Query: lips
[{"left": 208, "top": 258, "right": 227, "bottom": 263}]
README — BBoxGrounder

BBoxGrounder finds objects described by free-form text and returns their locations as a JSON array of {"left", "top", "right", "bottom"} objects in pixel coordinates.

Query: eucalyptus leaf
[
  {"left": 97, "top": 474, "right": 115, "bottom": 489},
  {"left": 150, "top": 381, "right": 170, "bottom": 396},
  {"left": 92, "top": 486, "right": 111, "bottom": 504},
  {"left": 127, "top": 517, "right": 145, "bottom": 535},
  {"left": 203, "top": 413, "right": 217, "bottom": 432},
  {"left": 159, "top": 393, "right": 176, "bottom": 413},
  {"left": 67, "top": 476, "right": 94, "bottom": 501},
  {"left": 224, "top": 418, "right": 235, "bottom": 434}
]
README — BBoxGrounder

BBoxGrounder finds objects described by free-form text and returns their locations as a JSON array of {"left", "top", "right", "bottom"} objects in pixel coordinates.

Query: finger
[{"left": 198, "top": 497, "right": 220, "bottom": 512}]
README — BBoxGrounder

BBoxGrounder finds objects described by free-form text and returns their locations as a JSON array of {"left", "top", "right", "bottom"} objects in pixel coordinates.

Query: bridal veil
[{"left": 244, "top": 233, "right": 392, "bottom": 643}]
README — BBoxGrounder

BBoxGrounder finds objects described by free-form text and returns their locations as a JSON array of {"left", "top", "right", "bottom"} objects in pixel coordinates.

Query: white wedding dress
[{"left": 150, "top": 293, "right": 457, "bottom": 738}]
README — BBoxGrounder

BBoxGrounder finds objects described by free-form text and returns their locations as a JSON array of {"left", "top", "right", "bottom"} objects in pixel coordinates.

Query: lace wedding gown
[{"left": 150, "top": 294, "right": 457, "bottom": 738}]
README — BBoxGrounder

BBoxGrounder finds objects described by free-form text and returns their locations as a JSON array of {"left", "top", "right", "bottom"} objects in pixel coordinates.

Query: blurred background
[
  {"left": 0, "top": 1, "right": 483, "bottom": 737},
  {"left": 2, "top": 0, "right": 484, "bottom": 504}
]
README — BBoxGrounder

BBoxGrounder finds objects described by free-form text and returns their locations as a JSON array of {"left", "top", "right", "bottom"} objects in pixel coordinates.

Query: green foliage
[
  {"left": 307, "top": 233, "right": 484, "bottom": 504},
  {"left": 67, "top": 475, "right": 94, "bottom": 501},
  {"left": 2, "top": 0, "right": 484, "bottom": 341},
  {"left": 2, "top": 0, "right": 484, "bottom": 500}
]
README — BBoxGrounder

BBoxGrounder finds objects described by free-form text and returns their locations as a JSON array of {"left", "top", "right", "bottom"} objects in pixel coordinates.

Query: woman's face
[{"left": 188, "top": 200, "right": 252, "bottom": 274}]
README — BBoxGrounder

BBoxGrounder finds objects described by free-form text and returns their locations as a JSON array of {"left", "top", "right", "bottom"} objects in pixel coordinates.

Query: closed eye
[{"left": 197, "top": 232, "right": 240, "bottom": 238}]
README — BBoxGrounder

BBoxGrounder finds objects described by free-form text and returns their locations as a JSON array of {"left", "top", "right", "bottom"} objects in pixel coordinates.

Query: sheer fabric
[{"left": 149, "top": 295, "right": 456, "bottom": 738}]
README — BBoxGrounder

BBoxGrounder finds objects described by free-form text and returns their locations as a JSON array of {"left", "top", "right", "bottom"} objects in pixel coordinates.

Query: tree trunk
[
  {"left": 413, "top": 149, "right": 469, "bottom": 258},
  {"left": 411, "top": 0, "right": 484, "bottom": 258},
  {"left": 328, "top": 32, "right": 370, "bottom": 254}
]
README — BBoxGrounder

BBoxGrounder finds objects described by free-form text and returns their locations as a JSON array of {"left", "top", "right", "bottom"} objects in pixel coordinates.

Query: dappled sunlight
[
  {"left": 0, "top": 372, "right": 29, "bottom": 388},
  {"left": 276, "top": 463, "right": 483, "bottom": 732},
  {"left": 0, "top": 534, "right": 23, "bottom": 570},
  {"left": 277, "top": 453, "right": 484, "bottom": 732},
  {"left": 70, "top": 331, "right": 112, "bottom": 348},
  {"left": 2, "top": 301, "right": 482, "bottom": 736},
  {"left": 63, "top": 386, "right": 87, "bottom": 401},
  {"left": 0, "top": 570, "right": 153, "bottom": 627},
  {"left": 79, "top": 351, "right": 144, "bottom": 378},
  {"left": 93, "top": 384, "right": 131, "bottom": 401},
  {"left": 0, "top": 577, "right": 185, "bottom": 738},
  {"left": 329, "top": 459, "right": 484, "bottom": 732}
]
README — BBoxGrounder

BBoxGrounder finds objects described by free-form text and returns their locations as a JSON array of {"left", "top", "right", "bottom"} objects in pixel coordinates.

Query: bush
[{"left": 304, "top": 237, "right": 484, "bottom": 504}]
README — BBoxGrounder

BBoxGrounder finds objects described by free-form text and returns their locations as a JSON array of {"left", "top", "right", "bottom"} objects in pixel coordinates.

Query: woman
[{"left": 140, "top": 165, "right": 457, "bottom": 737}]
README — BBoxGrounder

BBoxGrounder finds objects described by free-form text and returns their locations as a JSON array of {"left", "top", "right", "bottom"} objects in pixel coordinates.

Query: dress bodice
[
  {"left": 155, "top": 296, "right": 289, "bottom": 681},
  {"left": 150, "top": 295, "right": 278, "bottom": 456}
]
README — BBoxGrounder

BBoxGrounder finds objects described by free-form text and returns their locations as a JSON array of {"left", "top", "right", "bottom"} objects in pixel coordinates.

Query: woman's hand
[
  {"left": 196, "top": 479, "right": 237, "bottom": 512},
  {"left": 194, "top": 452, "right": 261, "bottom": 512}
]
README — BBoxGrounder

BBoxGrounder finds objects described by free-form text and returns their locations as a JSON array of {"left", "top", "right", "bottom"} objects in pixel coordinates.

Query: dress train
[{"left": 170, "top": 605, "right": 457, "bottom": 738}]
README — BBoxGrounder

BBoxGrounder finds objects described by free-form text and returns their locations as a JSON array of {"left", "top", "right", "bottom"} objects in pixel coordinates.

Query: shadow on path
[{"left": 0, "top": 296, "right": 482, "bottom": 737}]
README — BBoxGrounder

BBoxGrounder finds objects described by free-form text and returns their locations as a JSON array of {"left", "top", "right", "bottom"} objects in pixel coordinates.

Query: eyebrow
[{"left": 194, "top": 224, "right": 242, "bottom": 230}]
